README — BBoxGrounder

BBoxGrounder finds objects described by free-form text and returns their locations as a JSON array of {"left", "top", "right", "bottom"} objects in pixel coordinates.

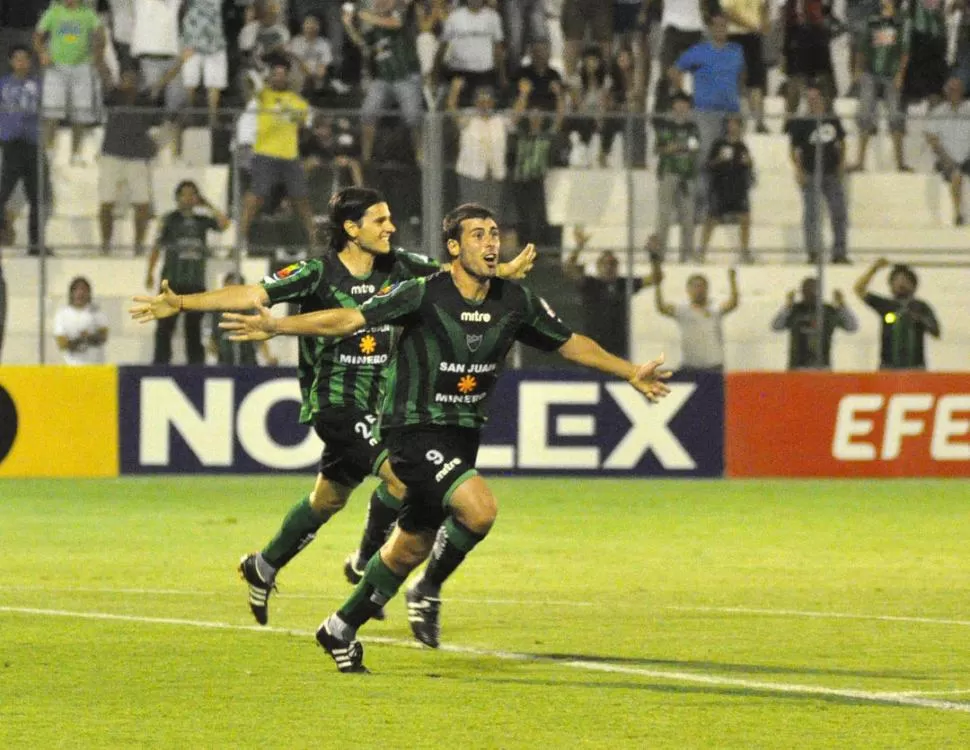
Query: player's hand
[
  {"left": 628, "top": 353, "right": 673, "bottom": 403},
  {"left": 130, "top": 279, "right": 181, "bottom": 322},
  {"left": 501, "top": 243, "right": 536, "bottom": 280},
  {"left": 220, "top": 304, "right": 278, "bottom": 341}
]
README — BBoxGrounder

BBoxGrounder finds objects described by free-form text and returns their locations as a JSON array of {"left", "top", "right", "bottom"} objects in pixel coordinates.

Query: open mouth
[{"left": 483, "top": 251, "right": 498, "bottom": 267}]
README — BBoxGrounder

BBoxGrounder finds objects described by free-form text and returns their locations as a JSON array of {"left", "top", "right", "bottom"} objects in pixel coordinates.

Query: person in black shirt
[
  {"left": 785, "top": 83, "right": 850, "bottom": 264},
  {"left": 564, "top": 226, "right": 653, "bottom": 359},
  {"left": 515, "top": 40, "right": 565, "bottom": 114},
  {"left": 699, "top": 114, "right": 754, "bottom": 264},
  {"left": 771, "top": 276, "right": 858, "bottom": 369},
  {"left": 854, "top": 257, "right": 941, "bottom": 370}
]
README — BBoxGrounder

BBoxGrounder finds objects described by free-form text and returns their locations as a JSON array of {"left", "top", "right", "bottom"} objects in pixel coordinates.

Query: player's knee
[
  {"left": 309, "top": 482, "right": 352, "bottom": 514},
  {"left": 382, "top": 530, "right": 432, "bottom": 573},
  {"left": 384, "top": 474, "right": 407, "bottom": 500},
  {"left": 456, "top": 495, "right": 497, "bottom": 536}
]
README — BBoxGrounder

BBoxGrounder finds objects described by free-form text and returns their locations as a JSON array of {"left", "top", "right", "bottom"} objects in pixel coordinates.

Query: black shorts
[
  {"left": 904, "top": 32, "right": 948, "bottom": 102},
  {"left": 383, "top": 426, "right": 480, "bottom": 533},
  {"left": 730, "top": 33, "right": 766, "bottom": 91},
  {"left": 784, "top": 24, "right": 833, "bottom": 80},
  {"left": 311, "top": 406, "right": 389, "bottom": 488},
  {"left": 710, "top": 188, "right": 750, "bottom": 218}
]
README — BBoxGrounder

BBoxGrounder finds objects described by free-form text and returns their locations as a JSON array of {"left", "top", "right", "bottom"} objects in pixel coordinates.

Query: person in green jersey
[
  {"left": 342, "top": 0, "right": 424, "bottom": 162},
  {"left": 147, "top": 180, "right": 231, "bottom": 365},
  {"left": 653, "top": 91, "right": 700, "bottom": 262},
  {"left": 854, "top": 257, "right": 940, "bottom": 370},
  {"left": 131, "top": 187, "right": 536, "bottom": 626},
  {"left": 221, "top": 203, "right": 672, "bottom": 672},
  {"left": 848, "top": 0, "right": 912, "bottom": 172}
]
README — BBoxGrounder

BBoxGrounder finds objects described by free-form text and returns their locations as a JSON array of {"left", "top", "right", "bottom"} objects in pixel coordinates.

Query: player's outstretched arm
[
  {"left": 220, "top": 305, "right": 366, "bottom": 341},
  {"left": 558, "top": 334, "right": 672, "bottom": 402},
  {"left": 130, "top": 280, "right": 270, "bottom": 323}
]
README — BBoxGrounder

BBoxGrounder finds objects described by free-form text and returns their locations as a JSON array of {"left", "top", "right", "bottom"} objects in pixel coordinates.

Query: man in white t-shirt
[
  {"left": 653, "top": 265, "right": 738, "bottom": 370},
  {"left": 54, "top": 276, "right": 109, "bottom": 365},
  {"left": 435, "top": 0, "right": 505, "bottom": 104}
]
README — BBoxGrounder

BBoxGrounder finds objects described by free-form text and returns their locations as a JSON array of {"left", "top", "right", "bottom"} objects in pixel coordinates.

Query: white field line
[
  {"left": 1, "top": 605, "right": 969, "bottom": 715},
  {"left": 4, "top": 586, "right": 970, "bottom": 628}
]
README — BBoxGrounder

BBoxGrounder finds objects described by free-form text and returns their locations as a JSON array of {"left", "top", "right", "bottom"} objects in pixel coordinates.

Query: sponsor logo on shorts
[{"left": 434, "top": 457, "right": 462, "bottom": 482}]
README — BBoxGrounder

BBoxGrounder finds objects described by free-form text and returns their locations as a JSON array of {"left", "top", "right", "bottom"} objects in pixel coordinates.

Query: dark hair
[
  {"left": 579, "top": 46, "right": 607, "bottom": 91},
  {"left": 441, "top": 203, "right": 496, "bottom": 249},
  {"left": 69, "top": 276, "right": 91, "bottom": 297},
  {"left": 9, "top": 45, "right": 31, "bottom": 59},
  {"left": 671, "top": 90, "right": 692, "bottom": 106},
  {"left": 328, "top": 187, "right": 385, "bottom": 254},
  {"left": 263, "top": 52, "right": 291, "bottom": 71},
  {"left": 175, "top": 180, "right": 199, "bottom": 198},
  {"left": 223, "top": 271, "right": 245, "bottom": 286},
  {"left": 890, "top": 264, "right": 918, "bottom": 288}
]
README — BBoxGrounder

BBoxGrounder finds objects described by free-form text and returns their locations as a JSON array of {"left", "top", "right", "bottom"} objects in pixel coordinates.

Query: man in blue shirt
[
  {"left": 671, "top": 14, "right": 745, "bottom": 217},
  {"left": 0, "top": 46, "right": 43, "bottom": 256}
]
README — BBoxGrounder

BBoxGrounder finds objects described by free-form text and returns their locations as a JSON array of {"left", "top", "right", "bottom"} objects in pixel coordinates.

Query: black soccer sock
[
  {"left": 260, "top": 495, "right": 330, "bottom": 570},
  {"left": 413, "top": 517, "right": 486, "bottom": 597},
  {"left": 335, "top": 553, "right": 406, "bottom": 632},
  {"left": 355, "top": 482, "right": 401, "bottom": 563}
]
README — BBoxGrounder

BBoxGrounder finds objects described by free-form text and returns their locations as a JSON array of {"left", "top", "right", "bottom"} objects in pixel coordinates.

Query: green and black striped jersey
[
  {"left": 261, "top": 248, "right": 440, "bottom": 422},
  {"left": 360, "top": 272, "right": 574, "bottom": 430}
]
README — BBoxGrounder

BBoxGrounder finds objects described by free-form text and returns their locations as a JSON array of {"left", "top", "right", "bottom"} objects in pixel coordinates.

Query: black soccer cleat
[
  {"left": 316, "top": 623, "right": 369, "bottom": 673},
  {"left": 342, "top": 553, "right": 386, "bottom": 621},
  {"left": 405, "top": 587, "right": 442, "bottom": 649},
  {"left": 238, "top": 553, "right": 276, "bottom": 626}
]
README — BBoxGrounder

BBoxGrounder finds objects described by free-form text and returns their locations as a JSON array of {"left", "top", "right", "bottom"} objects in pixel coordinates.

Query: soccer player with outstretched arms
[
  {"left": 130, "top": 188, "right": 535, "bottom": 626},
  {"left": 221, "top": 203, "right": 672, "bottom": 672}
]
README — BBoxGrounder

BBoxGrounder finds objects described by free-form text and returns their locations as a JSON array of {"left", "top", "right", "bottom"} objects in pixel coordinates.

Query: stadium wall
[{"left": 0, "top": 368, "right": 967, "bottom": 478}]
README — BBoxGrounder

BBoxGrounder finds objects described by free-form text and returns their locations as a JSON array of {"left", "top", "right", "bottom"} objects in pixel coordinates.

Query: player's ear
[
  {"left": 446, "top": 239, "right": 460, "bottom": 259},
  {"left": 343, "top": 219, "right": 359, "bottom": 240}
]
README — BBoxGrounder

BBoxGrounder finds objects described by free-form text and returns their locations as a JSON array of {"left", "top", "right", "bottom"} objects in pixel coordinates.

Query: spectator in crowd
[
  {"left": 98, "top": 54, "right": 188, "bottom": 257},
  {"left": 33, "top": 0, "right": 107, "bottom": 165},
  {"left": 653, "top": 92, "right": 700, "bottom": 262},
  {"left": 845, "top": 0, "right": 880, "bottom": 84},
  {"left": 699, "top": 114, "right": 754, "bottom": 264},
  {"left": 131, "top": 0, "right": 185, "bottom": 126},
  {"left": 722, "top": 0, "right": 769, "bottom": 132},
  {"left": 416, "top": 0, "right": 450, "bottom": 102},
  {"left": 289, "top": 14, "right": 333, "bottom": 101},
  {"left": 854, "top": 257, "right": 941, "bottom": 370},
  {"left": 0, "top": 0, "right": 48, "bottom": 78},
  {"left": 301, "top": 114, "right": 364, "bottom": 189},
  {"left": 516, "top": 40, "right": 565, "bottom": 114},
  {"left": 0, "top": 46, "right": 43, "bottom": 257},
  {"left": 238, "top": 55, "right": 317, "bottom": 251},
  {"left": 565, "top": 226, "right": 653, "bottom": 359},
  {"left": 670, "top": 14, "right": 744, "bottom": 186},
  {"left": 771, "top": 277, "right": 858, "bottom": 369},
  {"left": 903, "top": 0, "right": 948, "bottom": 107},
  {"left": 239, "top": 0, "right": 291, "bottom": 87},
  {"left": 848, "top": 0, "right": 911, "bottom": 173},
  {"left": 147, "top": 180, "right": 230, "bottom": 365},
  {"left": 435, "top": 0, "right": 506, "bottom": 103},
  {"left": 181, "top": 0, "right": 229, "bottom": 127},
  {"left": 782, "top": 0, "right": 834, "bottom": 113},
  {"left": 567, "top": 45, "right": 611, "bottom": 166},
  {"left": 654, "top": 0, "right": 705, "bottom": 114},
  {"left": 602, "top": 45, "right": 644, "bottom": 165},
  {"left": 786, "top": 83, "right": 849, "bottom": 264},
  {"left": 292, "top": 0, "right": 347, "bottom": 76},
  {"left": 508, "top": 77, "right": 561, "bottom": 242},
  {"left": 54, "top": 276, "right": 109, "bottom": 365},
  {"left": 653, "top": 263, "right": 739, "bottom": 371},
  {"left": 449, "top": 78, "right": 507, "bottom": 209},
  {"left": 208, "top": 271, "right": 279, "bottom": 366},
  {"left": 613, "top": 0, "right": 652, "bottom": 89},
  {"left": 924, "top": 76, "right": 970, "bottom": 226},
  {"left": 503, "top": 0, "right": 549, "bottom": 78},
  {"left": 561, "top": 0, "right": 612, "bottom": 77},
  {"left": 342, "top": 0, "right": 424, "bottom": 164},
  {"left": 106, "top": 0, "right": 136, "bottom": 69},
  {"left": 955, "top": 0, "right": 970, "bottom": 92}
]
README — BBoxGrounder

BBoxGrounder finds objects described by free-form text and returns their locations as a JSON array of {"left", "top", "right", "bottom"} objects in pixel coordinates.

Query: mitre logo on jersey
[
  {"left": 466, "top": 334, "right": 484, "bottom": 352},
  {"left": 350, "top": 284, "right": 375, "bottom": 295},
  {"left": 460, "top": 311, "right": 491, "bottom": 323}
]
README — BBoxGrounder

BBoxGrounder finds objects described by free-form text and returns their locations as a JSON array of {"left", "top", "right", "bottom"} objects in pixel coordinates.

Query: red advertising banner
[{"left": 726, "top": 373, "right": 970, "bottom": 477}]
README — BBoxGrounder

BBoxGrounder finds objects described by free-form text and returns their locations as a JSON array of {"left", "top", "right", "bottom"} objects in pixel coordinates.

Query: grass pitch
[{"left": 2, "top": 477, "right": 970, "bottom": 748}]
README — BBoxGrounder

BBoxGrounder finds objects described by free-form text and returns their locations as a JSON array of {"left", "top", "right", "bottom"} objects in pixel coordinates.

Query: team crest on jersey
[{"left": 466, "top": 334, "right": 484, "bottom": 352}]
